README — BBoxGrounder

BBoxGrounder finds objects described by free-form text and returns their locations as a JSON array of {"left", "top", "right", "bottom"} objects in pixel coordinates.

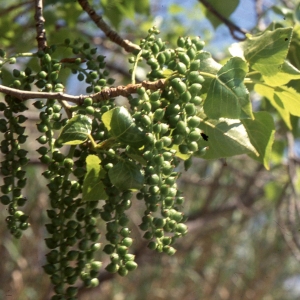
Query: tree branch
[
  {"left": 77, "top": 0, "right": 140, "bottom": 53},
  {"left": 34, "top": 0, "right": 47, "bottom": 50},
  {"left": 198, "top": 0, "right": 248, "bottom": 41},
  {"left": 0, "top": 80, "right": 166, "bottom": 104}
]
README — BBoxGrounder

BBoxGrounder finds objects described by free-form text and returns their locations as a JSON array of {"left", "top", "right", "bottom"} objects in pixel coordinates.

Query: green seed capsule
[
  {"left": 160, "top": 123, "right": 169, "bottom": 135},
  {"left": 166, "top": 103, "right": 181, "bottom": 116},
  {"left": 176, "top": 62, "right": 187, "bottom": 75},
  {"left": 178, "top": 53, "right": 190, "bottom": 67},
  {"left": 175, "top": 121, "right": 187, "bottom": 134},
  {"left": 150, "top": 90, "right": 161, "bottom": 102},
  {"left": 187, "top": 116, "right": 200, "bottom": 128},
  {"left": 188, "top": 128, "right": 201, "bottom": 141},
  {"left": 13, "top": 69, "right": 20, "bottom": 77},
  {"left": 190, "top": 96, "right": 202, "bottom": 105},
  {"left": 141, "top": 114, "right": 152, "bottom": 127},
  {"left": 121, "top": 237, "right": 133, "bottom": 247},
  {"left": 187, "top": 47, "right": 196, "bottom": 59},
  {"left": 179, "top": 144, "right": 189, "bottom": 154},
  {"left": 177, "top": 37, "right": 185, "bottom": 47},
  {"left": 105, "top": 262, "right": 119, "bottom": 273},
  {"left": 190, "top": 60, "right": 201, "bottom": 71},
  {"left": 43, "top": 53, "right": 51, "bottom": 63},
  {"left": 187, "top": 141, "right": 198, "bottom": 152},
  {"left": 118, "top": 266, "right": 128, "bottom": 277},
  {"left": 172, "top": 134, "right": 185, "bottom": 145},
  {"left": 176, "top": 223, "right": 188, "bottom": 234},
  {"left": 180, "top": 91, "right": 192, "bottom": 103},
  {"left": 161, "top": 136, "right": 172, "bottom": 147},
  {"left": 148, "top": 174, "right": 160, "bottom": 185},
  {"left": 13, "top": 80, "right": 21, "bottom": 88},
  {"left": 125, "top": 261, "right": 137, "bottom": 271},
  {"left": 153, "top": 123, "right": 162, "bottom": 133},
  {"left": 168, "top": 114, "right": 181, "bottom": 128},
  {"left": 157, "top": 52, "right": 166, "bottom": 65},
  {"left": 167, "top": 59, "right": 177, "bottom": 70},
  {"left": 194, "top": 40, "right": 205, "bottom": 51},
  {"left": 153, "top": 108, "right": 165, "bottom": 121},
  {"left": 151, "top": 43, "right": 160, "bottom": 55},
  {"left": 170, "top": 78, "right": 187, "bottom": 94},
  {"left": 189, "top": 83, "right": 202, "bottom": 97},
  {"left": 148, "top": 57, "right": 159, "bottom": 70},
  {"left": 185, "top": 103, "right": 196, "bottom": 116},
  {"left": 188, "top": 71, "right": 205, "bottom": 84}
]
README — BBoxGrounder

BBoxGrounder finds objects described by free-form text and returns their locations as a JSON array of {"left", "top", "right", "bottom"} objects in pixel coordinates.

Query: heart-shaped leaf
[
  {"left": 102, "top": 107, "right": 145, "bottom": 148},
  {"left": 196, "top": 111, "right": 258, "bottom": 159},
  {"left": 203, "top": 57, "right": 253, "bottom": 120},
  {"left": 57, "top": 114, "right": 92, "bottom": 145},
  {"left": 108, "top": 160, "right": 144, "bottom": 191},
  {"left": 230, "top": 27, "right": 293, "bottom": 76}
]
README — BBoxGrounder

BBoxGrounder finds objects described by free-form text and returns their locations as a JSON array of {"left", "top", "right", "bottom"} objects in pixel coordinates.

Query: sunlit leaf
[
  {"left": 196, "top": 111, "right": 258, "bottom": 159},
  {"left": 255, "top": 84, "right": 300, "bottom": 129},
  {"left": 238, "top": 27, "right": 293, "bottom": 76},
  {"left": 203, "top": 57, "right": 253, "bottom": 119},
  {"left": 102, "top": 107, "right": 145, "bottom": 148},
  {"left": 82, "top": 155, "right": 108, "bottom": 201},
  {"left": 262, "top": 61, "right": 300, "bottom": 86},
  {"left": 57, "top": 114, "right": 92, "bottom": 145},
  {"left": 242, "top": 112, "right": 275, "bottom": 169}
]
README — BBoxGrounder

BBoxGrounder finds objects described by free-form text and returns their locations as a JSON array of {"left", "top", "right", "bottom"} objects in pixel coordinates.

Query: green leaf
[
  {"left": 108, "top": 160, "right": 144, "bottom": 191},
  {"left": 57, "top": 114, "right": 92, "bottom": 145},
  {"left": 197, "top": 51, "right": 222, "bottom": 93},
  {"left": 201, "top": 0, "right": 239, "bottom": 29},
  {"left": 233, "top": 27, "right": 293, "bottom": 76},
  {"left": 196, "top": 111, "right": 258, "bottom": 159},
  {"left": 255, "top": 84, "right": 300, "bottom": 129},
  {"left": 125, "top": 147, "right": 147, "bottom": 166},
  {"left": 262, "top": 61, "right": 300, "bottom": 86},
  {"left": 102, "top": 107, "right": 145, "bottom": 148},
  {"left": 203, "top": 57, "right": 253, "bottom": 120},
  {"left": 82, "top": 155, "right": 108, "bottom": 201},
  {"left": 242, "top": 112, "right": 275, "bottom": 169}
]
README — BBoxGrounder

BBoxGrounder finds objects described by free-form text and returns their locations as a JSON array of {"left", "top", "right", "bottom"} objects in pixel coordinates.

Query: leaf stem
[{"left": 199, "top": 71, "right": 217, "bottom": 79}]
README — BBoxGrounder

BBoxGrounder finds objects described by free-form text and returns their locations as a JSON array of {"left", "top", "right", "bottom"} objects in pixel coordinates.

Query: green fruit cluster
[
  {"left": 0, "top": 26, "right": 210, "bottom": 298},
  {"left": 0, "top": 95, "right": 29, "bottom": 238},
  {"left": 63, "top": 39, "right": 115, "bottom": 94}
]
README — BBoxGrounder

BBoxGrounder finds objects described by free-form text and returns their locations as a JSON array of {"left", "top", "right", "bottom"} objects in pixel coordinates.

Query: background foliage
[{"left": 1, "top": 0, "right": 300, "bottom": 299}]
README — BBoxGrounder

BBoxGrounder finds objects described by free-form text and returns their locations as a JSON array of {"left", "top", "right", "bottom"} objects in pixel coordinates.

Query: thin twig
[
  {"left": 0, "top": 80, "right": 166, "bottom": 104},
  {"left": 198, "top": 0, "right": 247, "bottom": 41},
  {"left": 277, "top": 204, "right": 300, "bottom": 262},
  {"left": 34, "top": 0, "right": 47, "bottom": 50},
  {"left": 77, "top": 0, "right": 140, "bottom": 53}
]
